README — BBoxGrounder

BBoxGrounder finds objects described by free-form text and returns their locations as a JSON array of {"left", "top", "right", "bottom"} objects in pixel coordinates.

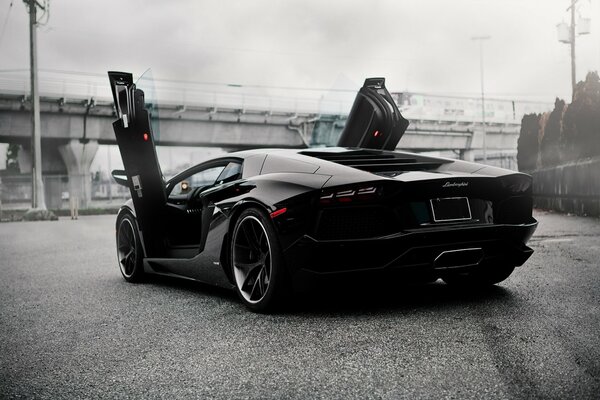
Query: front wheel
[
  {"left": 441, "top": 264, "right": 515, "bottom": 287},
  {"left": 231, "top": 208, "right": 288, "bottom": 312},
  {"left": 116, "top": 212, "right": 145, "bottom": 282}
]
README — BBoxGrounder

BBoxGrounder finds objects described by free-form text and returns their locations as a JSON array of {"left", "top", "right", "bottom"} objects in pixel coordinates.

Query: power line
[
  {"left": 0, "top": 67, "right": 556, "bottom": 104},
  {"left": 0, "top": 0, "right": 14, "bottom": 48},
  {"left": 0, "top": 68, "right": 29, "bottom": 73},
  {"left": 37, "top": 68, "right": 360, "bottom": 93},
  {"left": 0, "top": 67, "right": 360, "bottom": 93},
  {"left": 36, "top": 0, "right": 49, "bottom": 26}
]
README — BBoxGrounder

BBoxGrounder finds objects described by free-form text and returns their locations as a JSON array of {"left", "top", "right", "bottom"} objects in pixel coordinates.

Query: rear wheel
[
  {"left": 116, "top": 212, "right": 145, "bottom": 282},
  {"left": 231, "top": 208, "right": 288, "bottom": 312},
  {"left": 441, "top": 264, "right": 515, "bottom": 287}
]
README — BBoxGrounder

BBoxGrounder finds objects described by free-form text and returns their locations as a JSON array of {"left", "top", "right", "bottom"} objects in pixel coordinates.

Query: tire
[
  {"left": 116, "top": 212, "right": 145, "bottom": 282},
  {"left": 441, "top": 264, "right": 515, "bottom": 287},
  {"left": 230, "top": 208, "right": 288, "bottom": 312}
]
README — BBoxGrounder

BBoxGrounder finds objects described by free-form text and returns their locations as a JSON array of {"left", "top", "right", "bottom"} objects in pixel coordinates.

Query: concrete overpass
[
  {"left": 0, "top": 93, "right": 503, "bottom": 150},
  {"left": 0, "top": 91, "right": 532, "bottom": 208}
]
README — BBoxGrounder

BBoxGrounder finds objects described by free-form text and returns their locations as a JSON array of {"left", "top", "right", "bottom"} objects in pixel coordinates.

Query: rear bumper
[{"left": 283, "top": 220, "right": 537, "bottom": 278}]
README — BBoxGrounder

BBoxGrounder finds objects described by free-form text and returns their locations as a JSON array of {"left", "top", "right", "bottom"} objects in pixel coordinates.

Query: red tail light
[{"left": 320, "top": 186, "right": 379, "bottom": 204}]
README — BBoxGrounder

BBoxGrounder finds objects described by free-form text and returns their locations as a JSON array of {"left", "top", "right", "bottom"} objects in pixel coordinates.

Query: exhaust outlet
[{"left": 434, "top": 248, "right": 484, "bottom": 269}]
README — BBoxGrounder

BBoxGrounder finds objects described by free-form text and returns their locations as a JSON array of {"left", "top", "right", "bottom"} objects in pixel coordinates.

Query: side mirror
[{"left": 111, "top": 169, "right": 128, "bottom": 187}]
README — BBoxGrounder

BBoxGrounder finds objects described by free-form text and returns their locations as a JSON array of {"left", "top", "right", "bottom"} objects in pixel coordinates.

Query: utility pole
[
  {"left": 107, "top": 146, "right": 112, "bottom": 202},
  {"left": 24, "top": 0, "right": 46, "bottom": 210},
  {"left": 472, "top": 35, "right": 491, "bottom": 162},
  {"left": 558, "top": 0, "right": 590, "bottom": 99},
  {"left": 569, "top": 0, "right": 577, "bottom": 96}
]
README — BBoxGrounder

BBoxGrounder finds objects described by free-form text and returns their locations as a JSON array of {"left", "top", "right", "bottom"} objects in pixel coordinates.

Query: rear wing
[
  {"left": 108, "top": 71, "right": 166, "bottom": 256},
  {"left": 337, "top": 78, "right": 409, "bottom": 151}
]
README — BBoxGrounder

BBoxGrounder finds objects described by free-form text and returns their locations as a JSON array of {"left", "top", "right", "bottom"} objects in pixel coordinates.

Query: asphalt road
[{"left": 0, "top": 211, "right": 599, "bottom": 399}]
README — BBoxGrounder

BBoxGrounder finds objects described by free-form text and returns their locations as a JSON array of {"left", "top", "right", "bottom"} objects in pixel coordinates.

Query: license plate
[{"left": 430, "top": 197, "right": 472, "bottom": 222}]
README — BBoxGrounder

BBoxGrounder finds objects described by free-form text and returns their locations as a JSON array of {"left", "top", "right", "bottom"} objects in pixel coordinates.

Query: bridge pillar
[
  {"left": 14, "top": 143, "right": 68, "bottom": 209},
  {"left": 58, "top": 140, "right": 98, "bottom": 209},
  {"left": 460, "top": 149, "right": 475, "bottom": 162}
]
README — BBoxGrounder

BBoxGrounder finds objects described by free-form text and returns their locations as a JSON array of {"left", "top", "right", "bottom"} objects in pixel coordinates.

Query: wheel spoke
[
  {"left": 249, "top": 273, "right": 260, "bottom": 300},
  {"left": 257, "top": 230, "right": 267, "bottom": 252},
  {"left": 125, "top": 256, "right": 132, "bottom": 274},
  {"left": 122, "top": 248, "right": 132, "bottom": 274},
  {"left": 232, "top": 215, "right": 272, "bottom": 304},
  {"left": 128, "top": 232, "right": 135, "bottom": 248},
  {"left": 257, "top": 267, "right": 265, "bottom": 297},
  {"left": 263, "top": 255, "right": 271, "bottom": 284},
  {"left": 236, "top": 260, "right": 263, "bottom": 276},
  {"left": 234, "top": 242, "right": 252, "bottom": 251},
  {"left": 123, "top": 226, "right": 132, "bottom": 243},
  {"left": 117, "top": 219, "right": 137, "bottom": 278},
  {"left": 250, "top": 220, "right": 262, "bottom": 243},
  {"left": 240, "top": 262, "right": 259, "bottom": 289},
  {"left": 242, "top": 223, "right": 261, "bottom": 253},
  {"left": 129, "top": 254, "right": 136, "bottom": 274},
  {"left": 241, "top": 223, "right": 252, "bottom": 245},
  {"left": 250, "top": 266, "right": 268, "bottom": 300}
]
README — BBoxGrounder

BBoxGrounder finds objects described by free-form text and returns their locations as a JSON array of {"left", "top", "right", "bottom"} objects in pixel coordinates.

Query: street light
[{"left": 471, "top": 35, "right": 491, "bottom": 163}]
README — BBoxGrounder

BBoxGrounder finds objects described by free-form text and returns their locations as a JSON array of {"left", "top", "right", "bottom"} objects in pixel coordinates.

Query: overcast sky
[
  {"left": 0, "top": 0, "right": 599, "bottom": 102},
  {"left": 0, "top": 0, "right": 599, "bottom": 172}
]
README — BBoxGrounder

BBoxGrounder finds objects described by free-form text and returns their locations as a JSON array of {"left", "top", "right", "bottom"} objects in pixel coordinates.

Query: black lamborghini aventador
[{"left": 109, "top": 72, "right": 537, "bottom": 312}]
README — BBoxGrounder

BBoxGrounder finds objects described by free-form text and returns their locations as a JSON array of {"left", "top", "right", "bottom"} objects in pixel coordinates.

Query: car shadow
[
  {"left": 285, "top": 280, "right": 515, "bottom": 316},
  {"left": 143, "top": 273, "right": 515, "bottom": 317},
  {"left": 143, "top": 273, "right": 238, "bottom": 302}
]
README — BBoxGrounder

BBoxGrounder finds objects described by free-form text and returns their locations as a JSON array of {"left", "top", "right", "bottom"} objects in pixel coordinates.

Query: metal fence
[{"left": 0, "top": 174, "right": 129, "bottom": 210}]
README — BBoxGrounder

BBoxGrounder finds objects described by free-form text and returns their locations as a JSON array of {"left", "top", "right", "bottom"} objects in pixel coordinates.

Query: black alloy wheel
[
  {"left": 116, "top": 212, "right": 144, "bottom": 282},
  {"left": 231, "top": 208, "right": 287, "bottom": 312}
]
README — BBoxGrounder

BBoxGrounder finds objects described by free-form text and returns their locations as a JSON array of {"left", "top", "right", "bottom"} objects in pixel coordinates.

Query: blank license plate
[{"left": 430, "top": 197, "right": 472, "bottom": 222}]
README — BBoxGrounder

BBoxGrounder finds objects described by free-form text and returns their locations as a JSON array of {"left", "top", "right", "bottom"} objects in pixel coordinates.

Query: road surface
[{"left": 0, "top": 211, "right": 598, "bottom": 399}]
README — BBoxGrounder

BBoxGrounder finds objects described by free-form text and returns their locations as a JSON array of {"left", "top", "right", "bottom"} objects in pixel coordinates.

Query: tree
[
  {"left": 562, "top": 71, "right": 600, "bottom": 161},
  {"left": 517, "top": 113, "right": 540, "bottom": 171},
  {"left": 540, "top": 98, "right": 566, "bottom": 167}
]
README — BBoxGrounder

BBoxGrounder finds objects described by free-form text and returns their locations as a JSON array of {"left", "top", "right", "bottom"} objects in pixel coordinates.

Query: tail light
[
  {"left": 320, "top": 185, "right": 379, "bottom": 205},
  {"left": 498, "top": 174, "right": 532, "bottom": 194}
]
